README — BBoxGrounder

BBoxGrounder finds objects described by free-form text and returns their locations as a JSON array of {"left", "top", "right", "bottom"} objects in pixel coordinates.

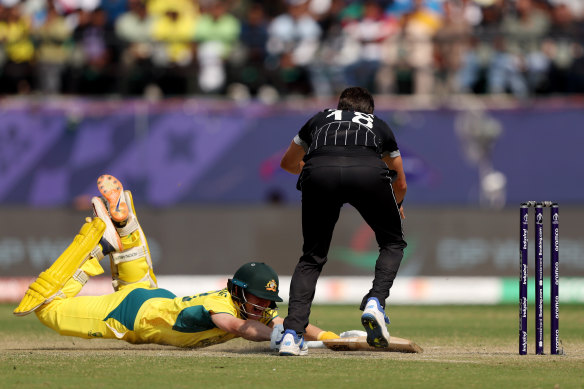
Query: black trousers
[{"left": 283, "top": 154, "right": 407, "bottom": 334}]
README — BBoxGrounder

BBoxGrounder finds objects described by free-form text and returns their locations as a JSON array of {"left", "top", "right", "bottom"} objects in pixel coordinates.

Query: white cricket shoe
[
  {"left": 279, "top": 329, "right": 308, "bottom": 356},
  {"left": 361, "top": 297, "right": 390, "bottom": 348},
  {"left": 91, "top": 196, "right": 123, "bottom": 254}
]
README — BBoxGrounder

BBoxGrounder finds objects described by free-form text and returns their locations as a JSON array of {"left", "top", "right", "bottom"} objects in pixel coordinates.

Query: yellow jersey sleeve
[{"left": 200, "top": 289, "right": 239, "bottom": 317}]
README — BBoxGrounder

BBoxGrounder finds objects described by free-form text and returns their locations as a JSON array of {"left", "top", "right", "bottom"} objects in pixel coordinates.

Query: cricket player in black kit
[{"left": 277, "top": 87, "right": 407, "bottom": 356}]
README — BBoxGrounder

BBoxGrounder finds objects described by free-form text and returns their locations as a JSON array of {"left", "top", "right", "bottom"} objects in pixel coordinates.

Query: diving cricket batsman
[{"left": 14, "top": 175, "right": 338, "bottom": 349}]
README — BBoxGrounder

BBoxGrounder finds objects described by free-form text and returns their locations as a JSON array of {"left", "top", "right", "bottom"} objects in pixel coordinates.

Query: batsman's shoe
[
  {"left": 279, "top": 329, "right": 308, "bottom": 356},
  {"left": 361, "top": 297, "right": 390, "bottom": 348},
  {"left": 97, "top": 174, "right": 128, "bottom": 224},
  {"left": 91, "top": 197, "right": 123, "bottom": 254}
]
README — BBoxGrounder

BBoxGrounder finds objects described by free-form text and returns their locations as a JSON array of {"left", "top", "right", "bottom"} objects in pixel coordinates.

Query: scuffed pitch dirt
[{"left": 3, "top": 335, "right": 583, "bottom": 363}]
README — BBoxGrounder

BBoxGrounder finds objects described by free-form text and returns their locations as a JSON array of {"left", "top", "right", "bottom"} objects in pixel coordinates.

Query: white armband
[
  {"left": 381, "top": 150, "right": 401, "bottom": 158},
  {"left": 293, "top": 135, "right": 309, "bottom": 152}
]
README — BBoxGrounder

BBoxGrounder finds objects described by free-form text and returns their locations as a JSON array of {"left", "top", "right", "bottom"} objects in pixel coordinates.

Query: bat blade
[{"left": 322, "top": 336, "right": 423, "bottom": 353}]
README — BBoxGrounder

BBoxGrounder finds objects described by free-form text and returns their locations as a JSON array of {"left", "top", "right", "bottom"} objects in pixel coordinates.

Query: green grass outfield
[{"left": 1, "top": 303, "right": 583, "bottom": 388}]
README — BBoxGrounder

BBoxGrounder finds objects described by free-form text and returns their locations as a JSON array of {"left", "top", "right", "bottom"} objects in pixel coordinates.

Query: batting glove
[
  {"left": 317, "top": 331, "right": 340, "bottom": 341},
  {"left": 270, "top": 324, "right": 284, "bottom": 350}
]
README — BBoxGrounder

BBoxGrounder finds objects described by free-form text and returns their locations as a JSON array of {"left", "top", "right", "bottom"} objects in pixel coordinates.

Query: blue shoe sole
[{"left": 361, "top": 313, "right": 389, "bottom": 348}]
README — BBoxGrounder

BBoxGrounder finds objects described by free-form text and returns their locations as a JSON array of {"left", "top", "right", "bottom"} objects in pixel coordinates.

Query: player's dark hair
[{"left": 337, "top": 87, "right": 375, "bottom": 114}]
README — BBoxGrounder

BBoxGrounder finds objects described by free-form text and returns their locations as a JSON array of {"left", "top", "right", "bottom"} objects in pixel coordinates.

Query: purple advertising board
[{"left": 0, "top": 99, "right": 582, "bottom": 206}]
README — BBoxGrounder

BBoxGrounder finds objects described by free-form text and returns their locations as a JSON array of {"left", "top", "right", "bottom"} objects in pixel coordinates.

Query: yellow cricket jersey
[{"left": 104, "top": 287, "right": 278, "bottom": 348}]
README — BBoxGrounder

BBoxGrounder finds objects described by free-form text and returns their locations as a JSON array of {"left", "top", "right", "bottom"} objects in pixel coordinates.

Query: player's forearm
[
  {"left": 280, "top": 141, "right": 306, "bottom": 174},
  {"left": 235, "top": 320, "right": 272, "bottom": 342},
  {"left": 304, "top": 324, "right": 323, "bottom": 341},
  {"left": 392, "top": 180, "right": 407, "bottom": 205},
  {"left": 383, "top": 154, "right": 407, "bottom": 204},
  {"left": 281, "top": 161, "right": 304, "bottom": 175}
]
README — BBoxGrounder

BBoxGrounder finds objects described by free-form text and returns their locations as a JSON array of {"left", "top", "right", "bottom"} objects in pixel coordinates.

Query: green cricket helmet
[
  {"left": 229, "top": 262, "right": 283, "bottom": 303},
  {"left": 227, "top": 262, "right": 283, "bottom": 318}
]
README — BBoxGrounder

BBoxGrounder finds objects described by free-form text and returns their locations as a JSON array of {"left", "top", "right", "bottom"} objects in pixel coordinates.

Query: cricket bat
[{"left": 316, "top": 336, "right": 423, "bottom": 353}]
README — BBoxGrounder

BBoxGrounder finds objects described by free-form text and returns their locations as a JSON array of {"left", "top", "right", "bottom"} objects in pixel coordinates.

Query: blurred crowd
[{"left": 0, "top": 0, "right": 583, "bottom": 99}]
